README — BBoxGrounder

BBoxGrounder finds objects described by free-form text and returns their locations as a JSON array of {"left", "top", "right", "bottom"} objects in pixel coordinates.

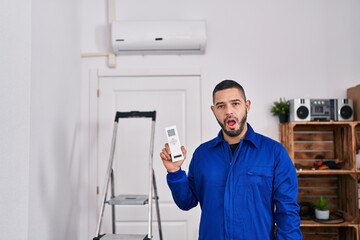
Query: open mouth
[{"left": 226, "top": 119, "right": 237, "bottom": 128}]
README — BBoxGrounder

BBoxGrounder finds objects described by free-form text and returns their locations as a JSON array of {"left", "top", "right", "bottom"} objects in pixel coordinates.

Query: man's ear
[{"left": 246, "top": 100, "right": 251, "bottom": 112}]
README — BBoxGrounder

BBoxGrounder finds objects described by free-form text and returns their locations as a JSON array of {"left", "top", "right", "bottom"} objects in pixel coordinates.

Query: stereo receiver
[{"left": 289, "top": 98, "right": 353, "bottom": 122}]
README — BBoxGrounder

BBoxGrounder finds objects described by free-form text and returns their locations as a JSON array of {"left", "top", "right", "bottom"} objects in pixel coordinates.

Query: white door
[{"left": 94, "top": 69, "right": 201, "bottom": 240}]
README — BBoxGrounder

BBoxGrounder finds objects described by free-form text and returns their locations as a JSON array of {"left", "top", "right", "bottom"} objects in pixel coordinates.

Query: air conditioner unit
[{"left": 111, "top": 20, "right": 207, "bottom": 55}]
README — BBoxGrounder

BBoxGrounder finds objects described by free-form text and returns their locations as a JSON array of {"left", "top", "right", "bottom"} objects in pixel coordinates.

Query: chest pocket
[{"left": 247, "top": 166, "right": 273, "bottom": 193}]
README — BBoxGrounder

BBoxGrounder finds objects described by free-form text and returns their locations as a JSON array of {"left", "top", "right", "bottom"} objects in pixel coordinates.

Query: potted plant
[
  {"left": 314, "top": 195, "right": 330, "bottom": 220},
  {"left": 270, "top": 98, "right": 290, "bottom": 123}
]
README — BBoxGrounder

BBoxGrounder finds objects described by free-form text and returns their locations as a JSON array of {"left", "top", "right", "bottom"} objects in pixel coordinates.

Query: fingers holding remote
[{"left": 160, "top": 143, "right": 186, "bottom": 172}]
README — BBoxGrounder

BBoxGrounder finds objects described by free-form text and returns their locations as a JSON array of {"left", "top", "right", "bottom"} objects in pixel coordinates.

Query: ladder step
[
  {"left": 99, "top": 234, "right": 149, "bottom": 240},
  {"left": 107, "top": 194, "right": 149, "bottom": 205}
]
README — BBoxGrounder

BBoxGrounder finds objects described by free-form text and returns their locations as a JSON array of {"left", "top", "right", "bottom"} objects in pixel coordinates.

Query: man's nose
[{"left": 225, "top": 105, "right": 233, "bottom": 115}]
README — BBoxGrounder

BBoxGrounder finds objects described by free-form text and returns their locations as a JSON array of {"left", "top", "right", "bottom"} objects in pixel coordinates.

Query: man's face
[{"left": 211, "top": 88, "right": 250, "bottom": 140}]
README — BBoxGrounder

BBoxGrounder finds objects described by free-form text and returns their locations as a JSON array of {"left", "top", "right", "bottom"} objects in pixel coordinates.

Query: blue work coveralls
[{"left": 167, "top": 124, "right": 302, "bottom": 239}]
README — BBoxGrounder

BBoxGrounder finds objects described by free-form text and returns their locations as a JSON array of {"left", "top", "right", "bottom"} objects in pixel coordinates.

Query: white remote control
[{"left": 165, "top": 125, "right": 184, "bottom": 162}]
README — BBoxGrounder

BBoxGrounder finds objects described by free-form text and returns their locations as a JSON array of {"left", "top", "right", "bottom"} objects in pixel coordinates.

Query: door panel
[{"left": 96, "top": 73, "right": 201, "bottom": 240}]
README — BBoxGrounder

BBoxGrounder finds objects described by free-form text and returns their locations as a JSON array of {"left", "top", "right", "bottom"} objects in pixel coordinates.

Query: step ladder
[{"left": 93, "top": 111, "right": 163, "bottom": 240}]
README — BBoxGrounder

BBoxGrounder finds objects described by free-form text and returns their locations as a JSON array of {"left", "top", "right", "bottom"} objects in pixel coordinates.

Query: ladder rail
[
  {"left": 95, "top": 122, "right": 119, "bottom": 237},
  {"left": 146, "top": 119, "right": 156, "bottom": 238},
  {"left": 153, "top": 169, "right": 163, "bottom": 240},
  {"left": 110, "top": 170, "right": 116, "bottom": 234}
]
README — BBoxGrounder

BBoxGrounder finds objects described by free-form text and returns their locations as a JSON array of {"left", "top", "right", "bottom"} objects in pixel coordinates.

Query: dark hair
[{"left": 212, "top": 79, "right": 246, "bottom": 102}]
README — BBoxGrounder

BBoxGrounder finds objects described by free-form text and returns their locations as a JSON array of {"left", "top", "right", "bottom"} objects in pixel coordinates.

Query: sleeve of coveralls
[
  {"left": 273, "top": 147, "right": 302, "bottom": 240},
  {"left": 167, "top": 168, "right": 198, "bottom": 211}
]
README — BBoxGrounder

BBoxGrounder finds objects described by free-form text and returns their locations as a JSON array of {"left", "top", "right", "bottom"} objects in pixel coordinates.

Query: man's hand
[{"left": 160, "top": 143, "right": 186, "bottom": 172}]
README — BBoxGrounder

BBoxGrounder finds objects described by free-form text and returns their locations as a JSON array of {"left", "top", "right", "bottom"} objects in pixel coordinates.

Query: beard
[{"left": 216, "top": 112, "right": 247, "bottom": 138}]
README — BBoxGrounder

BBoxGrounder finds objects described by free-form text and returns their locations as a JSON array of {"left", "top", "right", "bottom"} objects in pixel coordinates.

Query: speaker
[
  {"left": 337, "top": 98, "right": 353, "bottom": 121},
  {"left": 289, "top": 98, "right": 311, "bottom": 122}
]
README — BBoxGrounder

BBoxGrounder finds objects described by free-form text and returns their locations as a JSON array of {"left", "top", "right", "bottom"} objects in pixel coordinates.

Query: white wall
[
  {"left": 0, "top": 0, "right": 31, "bottom": 239},
  {"left": 1, "top": 0, "right": 87, "bottom": 238},
  {"left": 28, "top": 0, "right": 86, "bottom": 239},
  {"left": 81, "top": 0, "right": 360, "bottom": 142}
]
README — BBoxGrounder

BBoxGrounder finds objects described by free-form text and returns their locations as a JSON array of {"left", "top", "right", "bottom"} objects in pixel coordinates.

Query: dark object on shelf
[
  {"left": 313, "top": 160, "right": 341, "bottom": 170},
  {"left": 299, "top": 202, "right": 315, "bottom": 220},
  {"left": 278, "top": 114, "right": 289, "bottom": 123}
]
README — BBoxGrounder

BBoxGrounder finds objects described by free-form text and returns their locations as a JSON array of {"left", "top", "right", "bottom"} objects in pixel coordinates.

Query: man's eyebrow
[
  {"left": 215, "top": 101, "right": 224, "bottom": 106},
  {"left": 215, "top": 99, "right": 241, "bottom": 106}
]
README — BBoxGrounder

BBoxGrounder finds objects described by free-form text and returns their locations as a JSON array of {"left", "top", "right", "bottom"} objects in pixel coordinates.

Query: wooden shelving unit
[{"left": 279, "top": 121, "right": 360, "bottom": 240}]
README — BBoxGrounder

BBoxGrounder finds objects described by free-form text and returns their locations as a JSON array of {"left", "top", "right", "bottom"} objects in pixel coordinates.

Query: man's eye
[{"left": 217, "top": 105, "right": 224, "bottom": 109}]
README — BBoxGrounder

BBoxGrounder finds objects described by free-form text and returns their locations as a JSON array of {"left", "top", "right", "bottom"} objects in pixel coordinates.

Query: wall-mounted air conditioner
[{"left": 111, "top": 20, "right": 207, "bottom": 55}]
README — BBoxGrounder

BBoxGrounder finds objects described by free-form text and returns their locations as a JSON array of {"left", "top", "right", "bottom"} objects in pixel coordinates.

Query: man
[{"left": 160, "top": 80, "right": 301, "bottom": 239}]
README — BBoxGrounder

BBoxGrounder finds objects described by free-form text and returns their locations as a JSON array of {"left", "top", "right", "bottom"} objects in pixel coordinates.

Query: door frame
[{"left": 88, "top": 67, "right": 202, "bottom": 237}]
